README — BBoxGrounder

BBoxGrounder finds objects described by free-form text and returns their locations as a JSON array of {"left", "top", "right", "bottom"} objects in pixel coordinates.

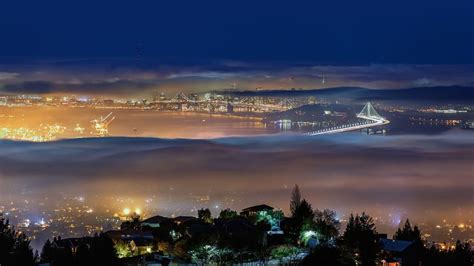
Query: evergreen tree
[
  {"left": 394, "top": 219, "right": 417, "bottom": 241},
  {"left": 89, "top": 233, "right": 120, "bottom": 266},
  {"left": 120, "top": 214, "right": 141, "bottom": 230},
  {"left": 452, "top": 240, "right": 473, "bottom": 266},
  {"left": 219, "top": 208, "right": 238, "bottom": 219},
  {"left": 293, "top": 199, "right": 314, "bottom": 222},
  {"left": 40, "top": 239, "right": 54, "bottom": 262},
  {"left": 289, "top": 198, "right": 315, "bottom": 244},
  {"left": 0, "top": 217, "right": 35, "bottom": 266},
  {"left": 422, "top": 241, "right": 473, "bottom": 266},
  {"left": 314, "top": 209, "right": 340, "bottom": 245},
  {"left": 343, "top": 212, "right": 380, "bottom": 266},
  {"left": 394, "top": 219, "right": 424, "bottom": 263},
  {"left": 198, "top": 208, "right": 212, "bottom": 223},
  {"left": 290, "top": 184, "right": 302, "bottom": 217},
  {"left": 40, "top": 233, "right": 119, "bottom": 266}
]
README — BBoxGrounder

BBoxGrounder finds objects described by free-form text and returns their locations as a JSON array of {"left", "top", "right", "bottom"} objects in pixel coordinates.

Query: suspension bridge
[
  {"left": 306, "top": 102, "right": 389, "bottom": 135},
  {"left": 165, "top": 92, "right": 292, "bottom": 112}
]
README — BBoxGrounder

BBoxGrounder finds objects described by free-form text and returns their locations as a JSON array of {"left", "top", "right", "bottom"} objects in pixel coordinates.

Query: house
[
  {"left": 141, "top": 215, "right": 170, "bottom": 228},
  {"left": 215, "top": 217, "right": 266, "bottom": 248},
  {"left": 379, "top": 238, "right": 417, "bottom": 266},
  {"left": 105, "top": 229, "right": 153, "bottom": 244},
  {"left": 128, "top": 237, "right": 155, "bottom": 255},
  {"left": 52, "top": 236, "right": 94, "bottom": 255},
  {"left": 186, "top": 220, "right": 214, "bottom": 237},
  {"left": 240, "top": 204, "right": 274, "bottom": 217},
  {"left": 215, "top": 216, "right": 259, "bottom": 236},
  {"left": 171, "top": 216, "right": 197, "bottom": 225}
]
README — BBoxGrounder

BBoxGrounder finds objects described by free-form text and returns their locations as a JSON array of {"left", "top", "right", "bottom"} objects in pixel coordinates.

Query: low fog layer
[{"left": 0, "top": 130, "right": 473, "bottom": 222}]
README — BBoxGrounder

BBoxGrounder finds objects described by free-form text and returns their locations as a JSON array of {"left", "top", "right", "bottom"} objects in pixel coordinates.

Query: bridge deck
[{"left": 306, "top": 115, "right": 389, "bottom": 136}]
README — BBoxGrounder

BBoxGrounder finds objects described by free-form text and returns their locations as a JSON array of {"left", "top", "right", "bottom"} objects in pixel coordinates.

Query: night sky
[
  {"left": 1, "top": 0, "right": 473, "bottom": 64},
  {"left": 0, "top": 1, "right": 473, "bottom": 96}
]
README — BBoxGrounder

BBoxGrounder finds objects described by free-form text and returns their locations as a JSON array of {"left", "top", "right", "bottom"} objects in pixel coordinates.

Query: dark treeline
[
  {"left": 39, "top": 234, "right": 120, "bottom": 266},
  {"left": 0, "top": 218, "right": 36, "bottom": 266},
  {"left": 1, "top": 185, "right": 473, "bottom": 265}
]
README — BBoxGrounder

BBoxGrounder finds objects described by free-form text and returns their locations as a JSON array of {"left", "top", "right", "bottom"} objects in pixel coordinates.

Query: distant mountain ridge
[{"left": 218, "top": 86, "right": 474, "bottom": 102}]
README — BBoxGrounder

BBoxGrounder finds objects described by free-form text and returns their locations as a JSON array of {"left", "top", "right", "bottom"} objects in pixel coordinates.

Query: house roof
[
  {"left": 241, "top": 204, "right": 274, "bottom": 213},
  {"left": 223, "top": 218, "right": 258, "bottom": 233},
  {"left": 172, "top": 216, "right": 198, "bottom": 224},
  {"left": 105, "top": 229, "right": 153, "bottom": 242},
  {"left": 141, "top": 215, "right": 169, "bottom": 224},
  {"left": 380, "top": 238, "right": 413, "bottom": 252},
  {"left": 54, "top": 237, "right": 93, "bottom": 248}
]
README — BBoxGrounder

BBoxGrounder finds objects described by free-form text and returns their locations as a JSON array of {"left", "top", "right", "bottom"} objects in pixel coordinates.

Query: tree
[
  {"left": 299, "top": 220, "right": 318, "bottom": 245},
  {"left": 219, "top": 208, "right": 238, "bottom": 219},
  {"left": 11, "top": 231, "right": 36, "bottom": 266},
  {"left": 0, "top": 217, "right": 35, "bottom": 266},
  {"left": 394, "top": 219, "right": 424, "bottom": 263},
  {"left": 343, "top": 212, "right": 380, "bottom": 266},
  {"left": 40, "top": 239, "right": 54, "bottom": 262},
  {"left": 41, "top": 233, "right": 119, "bottom": 266},
  {"left": 256, "top": 209, "right": 284, "bottom": 232},
  {"left": 290, "top": 184, "right": 302, "bottom": 217},
  {"left": 292, "top": 199, "right": 314, "bottom": 223},
  {"left": 186, "top": 230, "right": 220, "bottom": 264},
  {"left": 285, "top": 198, "right": 315, "bottom": 243},
  {"left": 452, "top": 240, "right": 473, "bottom": 266},
  {"left": 198, "top": 208, "right": 212, "bottom": 223},
  {"left": 120, "top": 214, "right": 141, "bottom": 230},
  {"left": 314, "top": 209, "right": 340, "bottom": 246},
  {"left": 422, "top": 241, "right": 473, "bottom": 266},
  {"left": 188, "top": 245, "right": 231, "bottom": 264},
  {"left": 89, "top": 233, "right": 120, "bottom": 266},
  {"left": 394, "top": 219, "right": 420, "bottom": 241},
  {"left": 294, "top": 199, "right": 315, "bottom": 239},
  {"left": 115, "top": 240, "right": 133, "bottom": 258}
]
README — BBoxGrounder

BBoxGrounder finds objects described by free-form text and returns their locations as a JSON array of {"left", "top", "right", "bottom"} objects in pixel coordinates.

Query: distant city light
[{"left": 123, "top": 208, "right": 131, "bottom": 215}]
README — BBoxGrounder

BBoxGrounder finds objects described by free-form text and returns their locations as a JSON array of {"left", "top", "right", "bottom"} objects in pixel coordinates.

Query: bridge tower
[
  {"left": 357, "top": 102, "right": 384, "bottom": 120},
  {"left": 171, "top": 92, "right": 192, "bottom": 103}
]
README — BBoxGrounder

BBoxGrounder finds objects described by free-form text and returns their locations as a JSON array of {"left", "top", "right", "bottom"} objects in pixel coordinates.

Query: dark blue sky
[{"left": 0, "top": 0, "right": 473, "bottom": 65}]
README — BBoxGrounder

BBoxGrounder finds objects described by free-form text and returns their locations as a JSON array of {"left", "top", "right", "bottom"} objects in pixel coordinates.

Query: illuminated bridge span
[
  {"left": 306, "top": 102, "right": 390, "bottom": 136},
  {"left": 166, "top": 92, "right": 291, "bottom": 112}
]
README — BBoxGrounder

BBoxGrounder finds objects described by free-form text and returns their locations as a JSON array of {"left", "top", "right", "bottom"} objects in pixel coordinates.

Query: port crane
[{"left": 90, "top": 112, "right": 115, "bottom": 137}]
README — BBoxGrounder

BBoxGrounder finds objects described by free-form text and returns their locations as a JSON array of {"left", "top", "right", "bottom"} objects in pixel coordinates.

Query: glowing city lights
[{"left": 122, "top": 208, "right": 131, "bottom": 215}]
